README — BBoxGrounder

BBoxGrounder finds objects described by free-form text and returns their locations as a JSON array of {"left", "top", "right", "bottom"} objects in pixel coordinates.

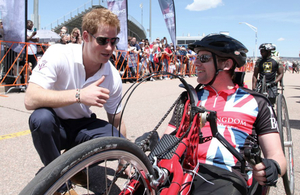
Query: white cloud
[
  {"left": 278, "top": 38, "right": 285, "bottom": 41},
  {"left": 186, "top": 0, "right": 224, "bottom": 11}
]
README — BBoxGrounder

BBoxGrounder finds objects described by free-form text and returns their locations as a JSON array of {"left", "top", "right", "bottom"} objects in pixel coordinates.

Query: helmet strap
[{"left": 206, "top": 53, "right": 223, "bottom": 86}]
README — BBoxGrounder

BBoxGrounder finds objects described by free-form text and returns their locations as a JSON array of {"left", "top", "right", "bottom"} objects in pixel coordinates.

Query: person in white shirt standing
[
  {"left": 0, "top": 19, "right": 4, "bottom": 67},
  {"left": 26, "top": 20, "right": 39, "bottom": 70}
]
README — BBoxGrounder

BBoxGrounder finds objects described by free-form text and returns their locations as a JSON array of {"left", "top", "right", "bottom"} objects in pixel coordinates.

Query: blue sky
[{"left": 27, "top": 0, "right": 300, "bottom": 57}]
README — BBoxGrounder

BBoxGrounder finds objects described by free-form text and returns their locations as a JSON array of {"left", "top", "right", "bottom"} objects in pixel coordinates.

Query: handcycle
[
  {"left": 255, "top": 75, "right": 294, "bottom": 195},
  {"left": 20, "top": 72, "right": 284, "bottom": 195}
]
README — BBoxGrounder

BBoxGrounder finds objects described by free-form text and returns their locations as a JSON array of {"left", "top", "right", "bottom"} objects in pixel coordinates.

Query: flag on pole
[
  {"left": 107, "top": 0, "right": 128, "bottom": 51},
  {"left": 158, "top": 0, "right": 176, "bottom": 48},
  {"left": 0, "top": 0, "right": 25, "bottom": 42},
  {"left": 0, "top": 0, "right": 26, "bottom": 52}
]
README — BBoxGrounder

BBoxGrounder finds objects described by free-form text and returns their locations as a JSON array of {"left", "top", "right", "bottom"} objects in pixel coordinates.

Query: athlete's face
[
  {"left": 194, "top": 51, "right": 216, "bottom": 84},
  {"left": 88, "top": 24, "right": 118, "bottom": 65},
  {"left": 260, "top": 49, "right": 270, "bottom": 59}
]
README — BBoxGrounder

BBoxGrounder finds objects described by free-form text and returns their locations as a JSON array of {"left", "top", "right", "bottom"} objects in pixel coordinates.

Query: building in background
[{"left": 176, "top": 35, "right": 204, "bottom": 48}]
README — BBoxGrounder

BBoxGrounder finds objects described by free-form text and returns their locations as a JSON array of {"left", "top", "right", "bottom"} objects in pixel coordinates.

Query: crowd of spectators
[
  {"left": 117, "top": 36, "right": 197, "bottom": 82},
  {"left": 28, "top": 27, "right": 300, "bottom": 81},
  {"left": 282, "top": 60, "right": 300, "bottom": 73},
  {"left": 58, "top": 26, "right": 82, "bottom": 45}
]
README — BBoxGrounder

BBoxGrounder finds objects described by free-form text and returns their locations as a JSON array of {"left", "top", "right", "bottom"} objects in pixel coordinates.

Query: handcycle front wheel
[
  {"left": 256, "top": 75, "right": 268, "bottom": 97},
  {"left": 20, "top": 137, "right": 155, "bottom": 195},
  {"left": 276, "top": 94, "right": 294, "bottom": 195}
]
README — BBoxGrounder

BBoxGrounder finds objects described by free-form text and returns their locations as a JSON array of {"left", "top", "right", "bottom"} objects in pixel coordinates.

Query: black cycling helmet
[
  {"left": 188, "top": 33, "right": 248, "bottom": 68},
  {"left": 259, "top": 43, "right": 276, "bottom": 51},
  {"left": 188, "top": 34, "right": 248, "bottom": 86}
]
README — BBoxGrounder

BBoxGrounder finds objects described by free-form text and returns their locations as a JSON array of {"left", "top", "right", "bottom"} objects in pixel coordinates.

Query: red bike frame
[
  {"left": 121, "top": 98, "right": 204, "bottom": 195},
  {"left": 158, "top": 99, "right": 200, "bottom": 195}
]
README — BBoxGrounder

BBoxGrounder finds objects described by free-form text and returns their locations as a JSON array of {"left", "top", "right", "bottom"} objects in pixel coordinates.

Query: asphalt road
[{"left": 0, "top": 72, "right": 299, "bottom": 194}]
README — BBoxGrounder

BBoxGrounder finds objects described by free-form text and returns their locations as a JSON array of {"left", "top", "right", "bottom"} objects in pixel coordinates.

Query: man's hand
[
  {"left": 80, "top": 76, "right": 110, "bottom": 107},
  {"left": 253, "top": 158, "right": 281, "bottom": 186}
]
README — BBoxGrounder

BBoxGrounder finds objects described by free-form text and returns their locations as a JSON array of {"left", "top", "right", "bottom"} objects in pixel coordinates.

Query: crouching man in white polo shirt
[{"left": 24, "top": 8, "right": 126, "bottom": 191}]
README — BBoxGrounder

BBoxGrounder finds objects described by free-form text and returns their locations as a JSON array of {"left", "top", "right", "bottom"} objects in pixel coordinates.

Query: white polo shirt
[{"left": 29, "top": 43, "right": 123, "bottom": 119}]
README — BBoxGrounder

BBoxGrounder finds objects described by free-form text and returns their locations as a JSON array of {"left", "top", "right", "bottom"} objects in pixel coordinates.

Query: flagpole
[
  {"left": 25, "top": 0, "right": 28, "bottom": 42},
  {"left": 25, "top": 0, "right": 29, "bottom": 84},
  {"left": 149, "top": 0, "right": 151, "bottom": 42},
  {"left": 140, "top": 3, "right": 143, "bottom": 26},
  {"left": 33, "top": 0, "right": 39, "bottom": 30}
]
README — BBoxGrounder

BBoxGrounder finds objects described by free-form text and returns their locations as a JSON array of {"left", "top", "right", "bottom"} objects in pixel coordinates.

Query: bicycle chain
[{"left": 137, "top": 95, "right": 182, "bottom": 152}]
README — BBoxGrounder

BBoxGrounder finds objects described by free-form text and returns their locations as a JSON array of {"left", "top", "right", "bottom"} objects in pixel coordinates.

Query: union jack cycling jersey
[{"left": 168, "top": 84, "right": 279, "bottom": 185}]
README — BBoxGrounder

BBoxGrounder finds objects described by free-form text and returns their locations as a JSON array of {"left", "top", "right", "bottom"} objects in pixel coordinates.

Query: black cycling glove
[
  {"left": 135, "top": 131, "right": 159, "bottom": 152},
  {"left": 262, "top": 158, "right": 281, "bottom": 186},
  {"left": 269, "top": 81, "right": 277, "bottom": 87}
]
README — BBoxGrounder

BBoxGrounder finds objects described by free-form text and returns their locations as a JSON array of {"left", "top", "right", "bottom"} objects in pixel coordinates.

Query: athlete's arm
[
  {"left": 252, "top": 66, "right": 259, "bottom": 90},
  {"left": 24, "top": 82, "right": 78, "bottom": 110},
  {"left": 275, "top": 66, "right": 284, "bottom": 84},
  {"left": 253, "top": 133, "right": 286, "bottom": 185},
  {"left": 25, "top": 77, "right": 109, "bottom": 110}
]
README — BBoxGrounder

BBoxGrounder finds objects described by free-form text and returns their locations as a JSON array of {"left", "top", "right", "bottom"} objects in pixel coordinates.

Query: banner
[
  {"left": 107, "top": 0, "right": 128, "bottom": 51},
  {"left": 158, "top": 0, "right": 176, "bottom": 48},
  {"left": 0, "top": 0, "right": 26, "bottom": 53}
]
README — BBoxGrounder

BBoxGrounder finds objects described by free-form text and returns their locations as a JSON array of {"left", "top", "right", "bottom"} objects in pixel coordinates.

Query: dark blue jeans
[{"left": 29, "top": 107, "right": 124, "bottom": 166}]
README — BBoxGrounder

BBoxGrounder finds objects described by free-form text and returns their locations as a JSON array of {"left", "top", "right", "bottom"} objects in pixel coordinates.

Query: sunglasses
[
  {"left": 196, "top": 54, "right": 212, "bottom": 63},
  {"left": 88, "top": 32, "right": 119, "bottom": 46}
]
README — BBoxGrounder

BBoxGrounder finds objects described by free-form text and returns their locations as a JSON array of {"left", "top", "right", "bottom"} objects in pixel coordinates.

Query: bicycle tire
[
  {"left": 174, "top": 92, "right": 188, "bottom": 129},
  {"left": 261, "top": 75, "right": 268, "bottom": 97},
  {"left": 255, "top": 75, "right": 266, "bottom": 96},
  {"left": 20, "top": 137, "right": 155, "bottom": 195},
  {"left": 276, "top": 94, "right": 294, "bottom": 195}
]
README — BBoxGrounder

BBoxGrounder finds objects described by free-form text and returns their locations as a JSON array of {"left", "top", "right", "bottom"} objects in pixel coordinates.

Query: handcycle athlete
[
  {"left": 20, "top": 34, "right": 287, "bottom": 195},
  {"left": 252, "top": 43, "right": 284, "bottom": 105},
  {"left": 164, "top": 34, "right": 286, "bottom": 194},
  {"left": 251, "top": 43, "right": 294, "bottom": 194}
]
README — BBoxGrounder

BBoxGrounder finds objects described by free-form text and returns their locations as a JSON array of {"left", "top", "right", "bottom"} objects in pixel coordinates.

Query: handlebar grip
[
  {"left": 244, "top": 144, "right": 262, "bottom": 165},
  {"left": 252, "top": 144, "right": 262, "bottom": 164}
]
